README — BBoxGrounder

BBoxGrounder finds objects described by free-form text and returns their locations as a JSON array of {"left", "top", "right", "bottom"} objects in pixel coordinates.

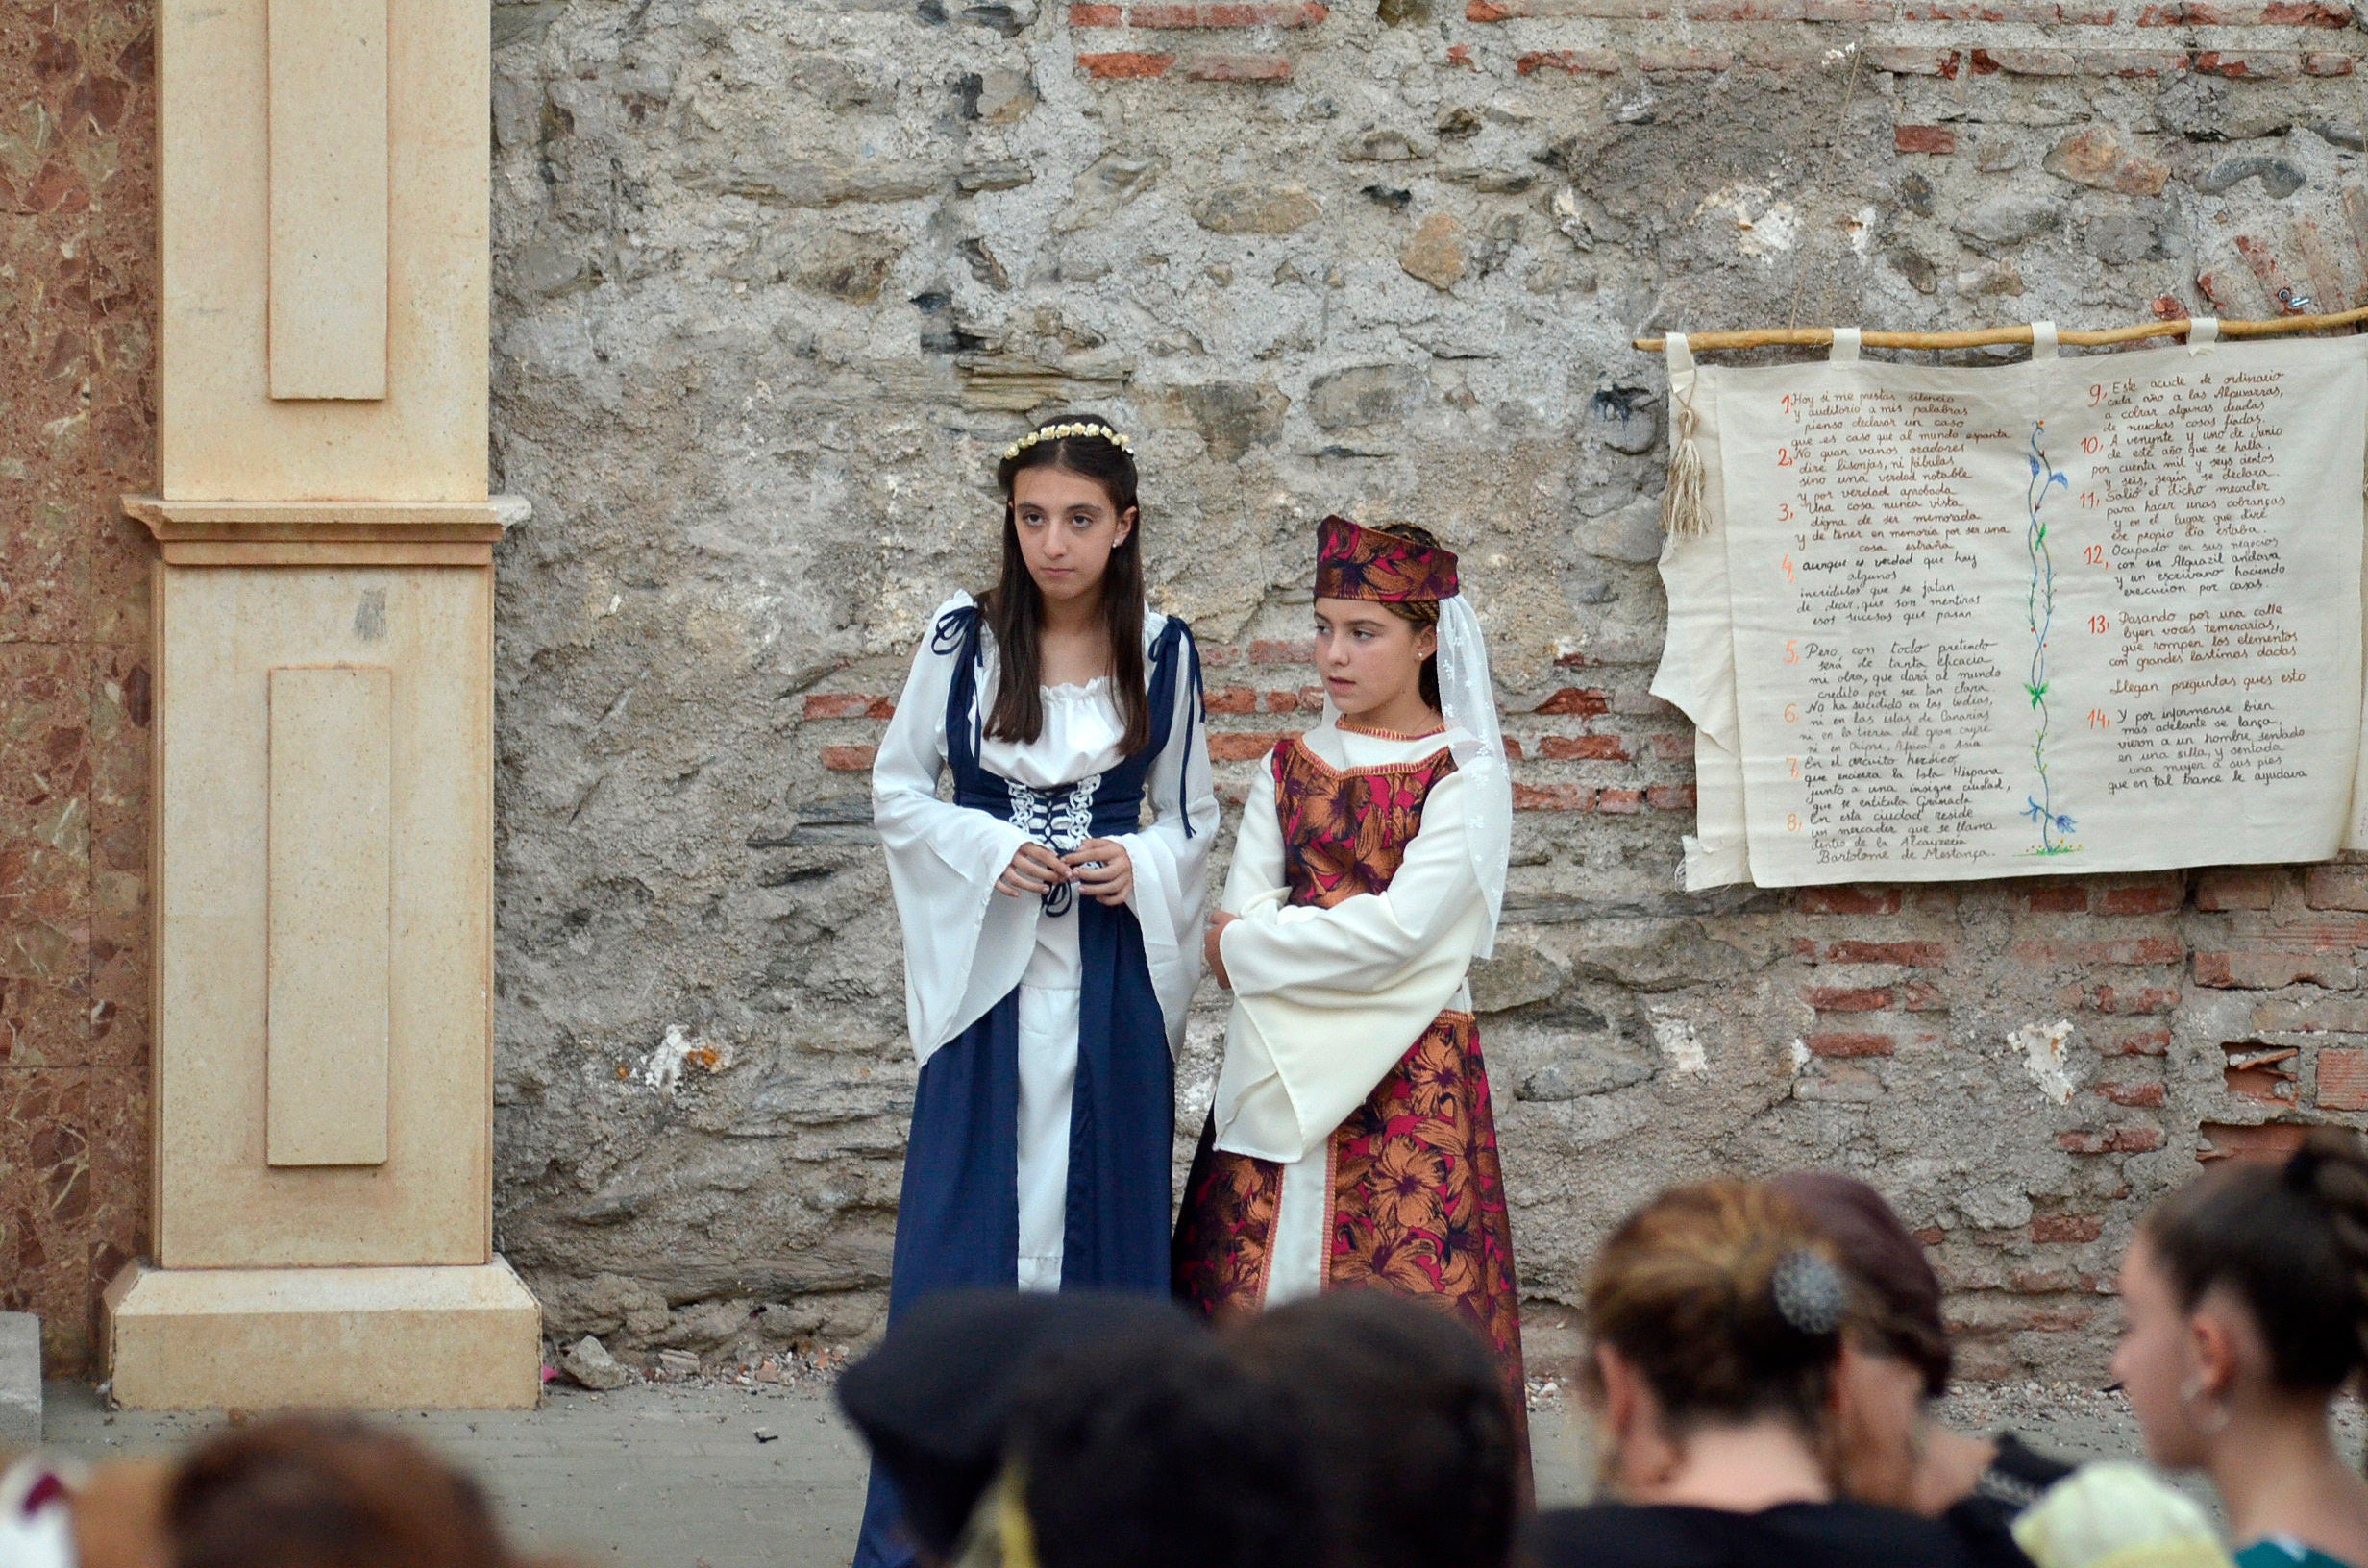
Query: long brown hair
[{"left": 984, "top": 415, "right": 1151, "bottom": 755}]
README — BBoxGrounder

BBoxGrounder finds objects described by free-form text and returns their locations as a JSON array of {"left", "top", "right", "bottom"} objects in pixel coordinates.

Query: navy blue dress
[{"left": 853, "top": 604, "right": 1199, "bottom": 1568}]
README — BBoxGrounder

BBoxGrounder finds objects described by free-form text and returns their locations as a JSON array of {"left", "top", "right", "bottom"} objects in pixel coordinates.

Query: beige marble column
[{"left": 105, "top": 0, "right": 540, "bottom": 1409}]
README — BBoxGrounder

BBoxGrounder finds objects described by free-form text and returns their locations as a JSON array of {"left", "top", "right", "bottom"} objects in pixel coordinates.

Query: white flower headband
[{"left": 1002, "top": 421, "right": 1133, "bottom": 461}]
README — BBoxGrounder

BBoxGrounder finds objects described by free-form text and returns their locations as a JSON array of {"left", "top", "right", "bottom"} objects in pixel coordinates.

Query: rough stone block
[{"left": 0, "top": 1313, "right": 37, "bottom": 1443}]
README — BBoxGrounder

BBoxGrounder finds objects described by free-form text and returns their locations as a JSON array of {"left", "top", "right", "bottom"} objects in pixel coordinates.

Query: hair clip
[
  {"left": 1001, "top": 422, "right": 1134, "bottom": 461},
  {"left": 1770, "top": 1249, "right": 1848, "bottom": 1336}
]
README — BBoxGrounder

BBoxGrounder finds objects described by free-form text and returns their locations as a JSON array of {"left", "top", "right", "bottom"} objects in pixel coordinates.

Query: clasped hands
[{"left": 997, "top": 839, "right": 1133, "bottom": 905}]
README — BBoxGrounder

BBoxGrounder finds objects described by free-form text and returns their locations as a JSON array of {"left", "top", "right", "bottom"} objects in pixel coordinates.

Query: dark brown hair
[
  {"left": 1585, "top": 1179, "right": 1850, "bottom": 1439},
  {"left": 2142, "top": 1126, "right": 2368, "bottom": 1398},
  {"left": 1366, "top": 522, "right": 1443, "bottom": 711},
  {"left": 1227, "top": 1290, "right": 1519, "bottom": 1568},
  {"left": 986, "top": 414, "right": 1150, "bottom": 755},
  {"left": 167, "top": 1414, "right": 517, "bottom": 1568},
  {"left": 1771, "top": 1170, "right": 1953, "bottom": 1398}
]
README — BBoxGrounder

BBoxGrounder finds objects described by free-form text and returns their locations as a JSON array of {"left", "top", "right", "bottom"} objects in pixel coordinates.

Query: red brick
[
  {"left": 2096, "top": 936, "right": 2185, "bottom": 966},
  {"left": 1896, "top": 980, "right": 1947, "bottom": 1012},
  {"left": 1803, "top": 986, "right": 1890, "bottom": 1013},
  {"left": 1515, "top": 50, "right": 1629, "bottom": 74},
  {"left": 2317, "top": 1048, "right": 2368, "bottom": 1111},
  {"left": 1648, "top": 732, "right": 1692, "bottom": 762},
  {"left": 2012, "top": 1306, "right": 2098, "bottom": 1333},
  {"left": 2194, "top": 950, "right": 2356, "bottom": 990},
  {"left": 2081, "top": 49, "right": 2190, "bottom": 75},
  {"left": 1200, "top": 643, "right": 1242, "bottom": 667},
  {"left": 1208, "top": 730, "right": 1289, "bottom": 762},
  {"left": 2263, "top": 0, "right": 2351, "bottom": 20},
  {"left": 2200, "top": 1121, "right": 2308, "bottom": 1162},
  {"left": 1501, "top": 738, "right": 1524, "bottom": 761},
  {"left": 1539, "top": 733, "right": 1629, "bottom": 761},
  {"left": 1976, "top": 47, "right": 2077, "bottom": 74},
  {"left": 1894, "top": 124, "right": 1958, "bottom": 155},
  {"left": 2305, "top": 866, "right": 2368, "bottom": 911},
  {"left": 2058, "top": 1126, "right": 2166, "bottom": 1154},
  {"left": 1080, "top": 50, "right": 1175, "bottom": 75},
  {"left": 1646, "top": 786, "right": 1695, "bottom": 813},
  {"left": 1806, "top": 1030, "right": 1894, "bottom": 1058},
  {"left": 1534, "top": 687, "right": 1611, "bottom": 716},
  {"left": 1514, "top": 783, "right": 1591, "bottom": 811},
  {"left": 1804, "top": 0, "right": 1889, "bottom": 15},
  {"left": 1129, "top": 1, "right": 1326, "bottom": 22},
  {"left": 2196, "top": 869, "right": 2281, "bottom": 911},
  {"left": 803, "top": 693, "right": 874, "bottom": 720},
  {"left": 1822, "top": 940, "right": 1948, "bottom": 967},
  {"left": 1071, "top": 1, "right": 1124, "bottom": 21},
  {"left": 822, "top": 745, "right": 877, "bottom": 772},
  {"left": 2305, "top": 52, "right": 2357, "bottom": 74},
  {"left": 2224, "top": 1046, "right": 2299, "bottom": 1103},
  {"left": 2031, "top": 1213, "right": 2103, "bottom": 1243},
  {"left": 1203, "top": 685, "right": 1257, "bottom": 715},
  {"left": 1445, "top": 41, "right": 1473, "bottom": 64},
  {"left": 1866, "top": 46, "right": 1961, "bottom": 75},
  {"left": 2010, "top": 1269, "right": 2093, "bottom": 1294},
  {"left": 1685, "top": 0, "right": 1803, "bottom": 14},
  {"left": 1595, "top": 788, "right": 1643, "bottom": 815},
  {"left": 1184, "top": 53, "right": 1293, "bottom": 78},
  {"left": 1248, "top": 639, "right": 1312, "bottom": 663},
  {"left": 2099, "top": 1081, "right": 2167, "bottom": 1108},
  {"left": 1912, "top": 1226, "right": 1945, "bottom": 1247},
  {"left": 2018, "top": 883, "right": 2089, "bottom": 914},
  {"left": 1796, "top": 887, "right": 1901, "bottom": 916},
  {"left": 2192, "top": 50, "right": 2301, "bottom": 78},
  {"left": 2106, "top": 1027, "right": 2172, "bottom": 1057},
  {"left": 2085, "top": 985, "right": 2181, "bottom": 1015},
  {"left": 1259, "top": 690, "right": 1305, "bottom": 713},
  {"left": 2098, "top": 880, "right": 2183, "bottom": 916}
]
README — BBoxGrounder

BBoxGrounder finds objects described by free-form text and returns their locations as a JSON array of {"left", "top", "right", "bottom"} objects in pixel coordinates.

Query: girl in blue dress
[{"left": 856, "top": 417, "right": 1215, "bottom": 1567}]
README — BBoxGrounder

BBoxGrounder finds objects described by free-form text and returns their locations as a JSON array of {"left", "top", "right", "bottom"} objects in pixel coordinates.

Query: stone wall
[
  {"left": 484, "top": 0, "right": 2368, "bottom": 1378},
  {"left": 1, "top": 1, "right": 155, "bottom": 1375}
]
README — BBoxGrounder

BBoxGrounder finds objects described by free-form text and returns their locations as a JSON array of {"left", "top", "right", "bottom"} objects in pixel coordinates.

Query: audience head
[
  {"left": 1583, "top": 1179, "right": 1853, "bottom": 1494},
  {"left": 1004, "top": 1328, "right": 1313, "bottom": 1568},
  {"left": 837, "top": 1289, "right": 1199, "bottom": 1564},
  {"left": 1227, "top": 1289, "right": 1519, "bottom": 1568},
  {"left": 1770, "top": 1171, "right": 1951, "bottom": 1509},
  {"left": 165, "top": 1414, "right": 514, "bottom": 1568},
  {"left": 2114, "top": 1127, "right": 2368, "bottom": 1471}
]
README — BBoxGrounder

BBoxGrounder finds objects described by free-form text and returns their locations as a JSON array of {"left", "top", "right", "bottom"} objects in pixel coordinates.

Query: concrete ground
[{"left": 42, "top": 1376, "right": 2305, "bottom": 1568}]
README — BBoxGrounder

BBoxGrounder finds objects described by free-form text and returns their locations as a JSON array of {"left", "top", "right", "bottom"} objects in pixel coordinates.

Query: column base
[{"left": 103, "top": 1258, "right": 542, "bottom": 1409}]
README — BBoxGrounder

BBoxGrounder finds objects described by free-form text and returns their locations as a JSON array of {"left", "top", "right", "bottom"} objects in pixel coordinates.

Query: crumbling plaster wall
[{"left": 485, "top": 0, "right": 2368, "bottom": 1378}]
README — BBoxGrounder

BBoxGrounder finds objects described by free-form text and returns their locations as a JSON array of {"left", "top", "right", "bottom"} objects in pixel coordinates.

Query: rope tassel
[{"left": 1659, "top": 330, "right": 1710, "bottom": 537}]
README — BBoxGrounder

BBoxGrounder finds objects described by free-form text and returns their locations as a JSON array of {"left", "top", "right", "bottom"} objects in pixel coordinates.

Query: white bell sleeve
[
  {"left": 1115, "top": 624, "right": 1219, "bottom": 1051},
  {"left": 872, "top": 595, "right": 1038, "bottom": 1065},
  {"left": 1209, "top": 767, "right": 1489, "bottom": 1163}
]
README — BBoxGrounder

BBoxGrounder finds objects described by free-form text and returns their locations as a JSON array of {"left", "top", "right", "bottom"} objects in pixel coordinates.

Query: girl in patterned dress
[{"left": 1172, "top": 513, "right": 1524, "bottom": 1434}]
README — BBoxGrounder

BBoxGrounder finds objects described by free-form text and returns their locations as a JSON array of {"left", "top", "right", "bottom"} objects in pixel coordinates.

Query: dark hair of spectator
[
  {"left": 1228, "top": 1288, "right": 1519, "bottom": 1568},
  {"left": 1010, "top": 1331, "right": 1313, "bottom": 1568},
  {"left": 1769, "top": 1170, "right": 1953, "bottom": 1398},
  {"left": 2142, "top": 1126, "right": 2368, "bottom": 1397},
  {"left": 1584, "top": 1179, "right": 1851, "bottom": 1440},
  {"left": 986, "top": 414, "right": 1150, "bottom": 755},
  {"left": 166, "top": 1413, "right": 514, "bottom": 1568}
]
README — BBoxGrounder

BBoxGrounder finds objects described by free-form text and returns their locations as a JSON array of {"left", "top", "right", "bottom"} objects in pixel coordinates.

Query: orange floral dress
[{"left": 1172, "top": 734, "right": 1527, "bottom": 1433}]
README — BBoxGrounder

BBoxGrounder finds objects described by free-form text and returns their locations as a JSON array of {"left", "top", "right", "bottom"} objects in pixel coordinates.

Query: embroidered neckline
[
  {"left": 1287, "top": 732, "right": 1457, "bottom": 780},
  {"left": 1336, "top": 717, "right": 1447, "bottom": 741}
]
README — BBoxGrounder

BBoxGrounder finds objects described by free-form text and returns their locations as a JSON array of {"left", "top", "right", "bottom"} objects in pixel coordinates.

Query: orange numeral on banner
[
  {"left": 2082, "top": 435, "right": 2101, "bottom": 454},
  {"left": 1787, "top": 813, "right": 1802, "bottom": 832},
  {"left": 2089, "top": 614, "right": 2110, "bottom": 634},
  {"left": 1788, "top": 757, "right": 1800, "bottom": 777},
  {"left": 1777, "top": 447, "right": 1794, "bottom": 467},
  {"left": 2087, "top": 708, "right": 2112, "bottom": 729},
  {"left": 1784, "top": 639, "right": 1798, "bottom": 664},
  {"left": 1784, "top": 703, "right": 1799, "bottom": 723},
  {"left": 2084, "top": 544, "right": 2105, "bottom": 565},
  {"left": 1781, "top": 552, "right": 1796, "bottom": 581},
  {"left": 2081, "top": 492, "right": 2098, "bottom": 509}
]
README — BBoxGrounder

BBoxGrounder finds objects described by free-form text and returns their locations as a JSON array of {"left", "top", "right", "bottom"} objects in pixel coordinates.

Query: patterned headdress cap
[{"left": 1314, "top": 513, "right": 1460, "bottom": 603}]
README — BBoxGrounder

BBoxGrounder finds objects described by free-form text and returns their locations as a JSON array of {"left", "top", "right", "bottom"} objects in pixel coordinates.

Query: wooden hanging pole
[{"left": 1634, "top": 303, "right": 2368, "bottom": 355}]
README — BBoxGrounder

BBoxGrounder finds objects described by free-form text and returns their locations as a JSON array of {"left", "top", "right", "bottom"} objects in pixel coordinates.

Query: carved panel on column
[
  {"left": 267, "top": 0, "right": 388, "bottom": 400},
  {"left": 266, "top": 664, "right": 392, "bottom": 1167}
]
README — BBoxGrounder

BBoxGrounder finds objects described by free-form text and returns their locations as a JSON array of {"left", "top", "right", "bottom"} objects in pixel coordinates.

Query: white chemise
[
  {"left": 1209, "top": 718, "right": 1490, "bottom": 1304},
  {"left": 873, "top": 592, "right": 1217, "bottom": 1289}
]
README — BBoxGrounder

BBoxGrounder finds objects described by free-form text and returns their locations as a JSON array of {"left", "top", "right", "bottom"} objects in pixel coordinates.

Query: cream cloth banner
[{"left": 1653, "top": 329, "right": 2368, "bottom": 889}]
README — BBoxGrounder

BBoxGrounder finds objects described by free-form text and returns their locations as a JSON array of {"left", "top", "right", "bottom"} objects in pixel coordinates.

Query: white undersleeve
[{"left": 1266, "top": 1148, "right": 1327, "bottom": 1306}]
